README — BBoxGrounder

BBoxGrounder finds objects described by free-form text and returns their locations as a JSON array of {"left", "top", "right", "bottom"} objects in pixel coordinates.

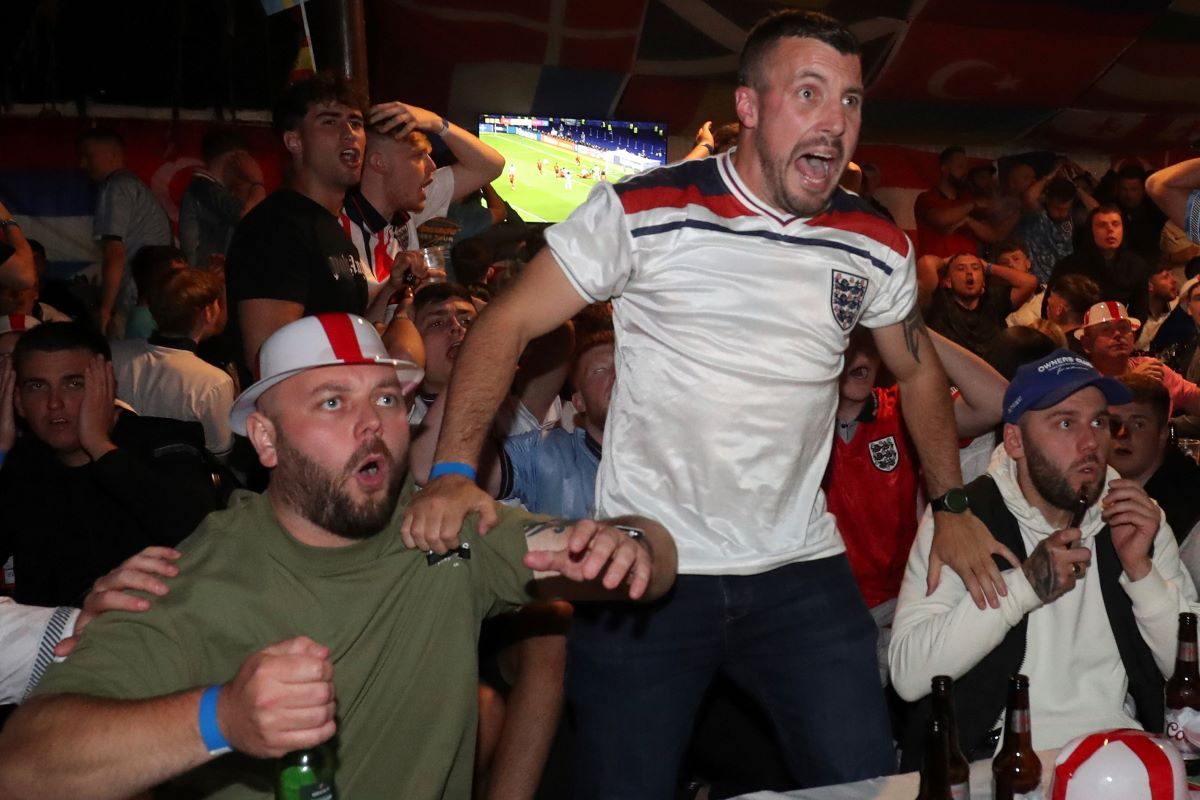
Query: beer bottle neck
[
  {"left": 1004, "top": 690, "right": 1034, "bottom": 749},
  {"left": 1176, "top": 634, "right": 1199, "bottom": 674}
]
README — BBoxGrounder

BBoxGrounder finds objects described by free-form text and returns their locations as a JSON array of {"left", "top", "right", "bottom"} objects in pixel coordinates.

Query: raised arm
[
  {"left": 959, "top": 215, "right": 1006, "bottom": 245},
  {"left": 1021, "top": 166, "right": 1060, "bottom": 214},
  {"left": 1146, "top": 159, "right": 1200, "bottom": 234},
  {"left": 916, "top": 194, "right": 976, "bottom": 233},
  {"left": 929, "top": 329, "right": 1008, "bottom": 438},
  {"left": 368, "top": 102, "right": 504, "bottom": 201},
  {"left": 684, "top": 121, "right": 716, "bottom": 161},
  {"left": 985, "top": 261, "right": 1038, "bottom": 307},
  {"left": 872, "top": 308, "right": 1020, "bottom": 609},
  {"left": 480, "top": 183, "right": 509, "bottom": 226},
  {"left": 407, "top": 390, "right": 504, "bottom": 498},
  {"left": 513, "top": 322, "right": 575, "bottom": 425},
  {"left": 400, "top": 251, "right": 588, "bottom": 552}
]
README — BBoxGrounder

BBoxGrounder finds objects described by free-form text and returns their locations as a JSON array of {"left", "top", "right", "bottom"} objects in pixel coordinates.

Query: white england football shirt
[{"left": 545, "top": 152, "right": 917, "bottom": 575}]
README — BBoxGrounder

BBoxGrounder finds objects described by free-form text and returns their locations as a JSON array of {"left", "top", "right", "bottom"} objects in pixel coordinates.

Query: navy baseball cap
[{"left": 1002, "top": 349, "right": 1132, "bottom": 424}]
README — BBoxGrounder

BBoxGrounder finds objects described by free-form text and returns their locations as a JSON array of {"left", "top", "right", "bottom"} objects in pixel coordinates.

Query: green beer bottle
[{"left": 276, "top": 747, "right": 336, "bottom": 800}]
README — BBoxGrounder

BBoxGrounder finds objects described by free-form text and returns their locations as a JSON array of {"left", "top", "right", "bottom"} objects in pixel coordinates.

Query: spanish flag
[{"left": 289, "top": 28, "right": 316, "bottom": 83}]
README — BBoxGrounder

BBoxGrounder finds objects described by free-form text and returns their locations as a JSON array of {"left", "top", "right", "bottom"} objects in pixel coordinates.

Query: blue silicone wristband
[
  {"left": 0, "top": 450, "right": 6, "bottom": 468},
  {"left": 429, "top": 461, "right": 477, "bottom": 481},
  {"left": 199, "top": 685, "right": 232, "bottom": 756}
]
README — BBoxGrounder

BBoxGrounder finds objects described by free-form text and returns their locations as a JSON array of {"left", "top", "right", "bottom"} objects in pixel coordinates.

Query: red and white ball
[{"left": 1050, "top": 728, "right": 1187, "bottom": 800}]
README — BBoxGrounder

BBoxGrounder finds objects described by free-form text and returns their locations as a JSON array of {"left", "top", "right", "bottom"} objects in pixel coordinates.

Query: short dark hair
[
  {"left": 130, "top": 245, "right": 186, "bottom": 298},
  {"left": 1047, "top": 273, "right": 1101, "bottom": 321},
  {"left": 13, "top": 321, "right": 110, "bottom": 374},
  {"left": 938, "top": 146, "right": 966, "bottom": 166},
  {"left": 1045, "top": 177, "right": 1077, "bottom": 204},
  {"left": 413, "top": 282, "right": 475, "bottom": 318},
  {"left": 77, "top": 127, "right": 124, "bottom": 152},
  {"left": 846, "top": 324, "right": 879, "bottom": 361},
  {"left": 1187, "top": 256, "right": 1200, "bottom": 282},
  {"left": 712, "top": 122, "right": 740, "bottom": 153},
  {"left": 942, "top": 251, "right": 983, "bottom": 279},
  {"left": 1090, "top": 203, "right": 1122, "bottom": 222},
  {"left": 572, "top": 302, "right": 614, "bottom": 341},
  {"left": 995, "top": 241, "right": 1027, "bottom": 259},
  {"left": 1117, "top": 163, "right": 1148, "bottom": 182},
  {"left": 272, "top": 71, "right": 367, "bottom": 135},
  {"left": 149, "top": 268, "right": 223, "bottom": 335},
  {"left": 738, "top": 10, "right": 859, "bottom": 89},
  {"left": 1116, "top": 373, "right": 1170, "bottom": 429},
  {"left": 450, "top": 238, "right": 494, "bottom": 286},
  {"left": 200, "top": 127, "right": 251, "bottom": 163}
]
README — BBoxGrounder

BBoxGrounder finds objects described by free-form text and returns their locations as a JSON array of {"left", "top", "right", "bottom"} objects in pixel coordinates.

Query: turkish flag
[{"left": 869, "top": 20, "right": 1132, "bottom": 107}]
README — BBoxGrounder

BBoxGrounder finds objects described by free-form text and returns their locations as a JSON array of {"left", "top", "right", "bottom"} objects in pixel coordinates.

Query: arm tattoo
[
  {"left": 902, "top": 306, "right": 926, "bottom": 363},
  {"left": 1021, "top": 545, "right": 1063, "bottom": 603},
  {"left": 523, "top": 519, "right": 572, "bottom": 538}
]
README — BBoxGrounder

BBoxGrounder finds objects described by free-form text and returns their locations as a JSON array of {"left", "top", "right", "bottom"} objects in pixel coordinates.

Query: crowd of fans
[{"left": 3, "top": 7, "right": 1200, "bottom": 799}]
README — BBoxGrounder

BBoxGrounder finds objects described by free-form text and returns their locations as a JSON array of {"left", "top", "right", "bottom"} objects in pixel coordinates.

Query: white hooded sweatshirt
[{"left": 889, "top": 445, "right": 1200, "bottom": 752}]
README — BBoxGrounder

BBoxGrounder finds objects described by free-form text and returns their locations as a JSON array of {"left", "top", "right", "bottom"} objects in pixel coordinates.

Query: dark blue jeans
[{"left": 566, "top": 555, "right": 895, "bottom": 798}]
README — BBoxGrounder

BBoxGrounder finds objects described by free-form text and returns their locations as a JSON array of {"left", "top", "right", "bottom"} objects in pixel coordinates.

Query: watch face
[{"left": 942, "top": 488, "right": 969, "bottom": 513}]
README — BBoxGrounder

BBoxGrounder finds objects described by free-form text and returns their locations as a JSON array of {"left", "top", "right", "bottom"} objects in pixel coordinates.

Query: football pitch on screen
[{"left": 482, "top": 132, "right": 635, "bottom": 223}]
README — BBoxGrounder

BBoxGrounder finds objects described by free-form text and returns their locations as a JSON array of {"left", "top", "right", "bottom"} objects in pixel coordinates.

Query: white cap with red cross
[
  {"left": 0, "top": 314, "right": 40, "bottom": 336},
  {"left": 230, "top": 313, "right": 422, "bottom": 435},
  {"left": 1074, "top": 300, "right": 1142, "bottom": 340}
]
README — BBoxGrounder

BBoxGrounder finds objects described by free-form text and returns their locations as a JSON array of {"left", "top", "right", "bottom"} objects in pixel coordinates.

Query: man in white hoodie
[{"left": 890, "top": 348, "right": 1199, "bottom": 769}]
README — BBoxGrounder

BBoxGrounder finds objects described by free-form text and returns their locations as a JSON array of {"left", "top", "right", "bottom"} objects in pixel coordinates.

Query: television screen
[{"left": 479, "top": 115, "right": 668, "bottom": 223}]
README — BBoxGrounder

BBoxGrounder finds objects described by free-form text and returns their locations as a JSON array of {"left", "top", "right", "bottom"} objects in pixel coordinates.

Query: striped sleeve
[
  {"left": 1187, "top": 189, "right": 1200, "bottom": 244},
  {"left": 0, "top": 598, "right": 79, "bottom": 704}
]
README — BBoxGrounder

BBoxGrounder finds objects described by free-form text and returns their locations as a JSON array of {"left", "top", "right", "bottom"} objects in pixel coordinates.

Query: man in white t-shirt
[
  {"left": 401, "top": 9, "right": 1011, "bottom": 795},
  {"left": 110, "top": 268, "right": 235, "bottom": 458}
]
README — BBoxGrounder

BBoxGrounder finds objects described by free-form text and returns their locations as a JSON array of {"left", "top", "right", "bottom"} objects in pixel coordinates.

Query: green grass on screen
[{"left": 483, "top": 132, "right": 632, "bottom": 222}]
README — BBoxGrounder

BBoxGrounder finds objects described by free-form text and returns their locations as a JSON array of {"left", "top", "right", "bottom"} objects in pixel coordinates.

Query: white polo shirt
[{"left": 546, "top": 152, "right": 917, "bottom": 575}]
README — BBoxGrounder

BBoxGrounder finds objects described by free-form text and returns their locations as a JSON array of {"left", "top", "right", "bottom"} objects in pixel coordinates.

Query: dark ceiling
[{"left": 5, "top": 0, "right": 1200, "bottom": 153}]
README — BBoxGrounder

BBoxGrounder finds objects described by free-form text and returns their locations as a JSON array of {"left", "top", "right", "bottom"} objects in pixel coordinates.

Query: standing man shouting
[{"left": 403, "top": 9, "right": 1011, "bottom": 794}]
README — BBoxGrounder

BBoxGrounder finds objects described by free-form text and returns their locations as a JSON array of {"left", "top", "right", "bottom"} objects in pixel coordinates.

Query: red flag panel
[{"left": 868, "top": 20, "right": 1134, "bottom": 108}]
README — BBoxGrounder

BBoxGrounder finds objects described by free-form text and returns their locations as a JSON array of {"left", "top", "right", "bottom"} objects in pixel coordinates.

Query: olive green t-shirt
[{"left": 36, "top": 488, "right": 541, "bottom": 799}]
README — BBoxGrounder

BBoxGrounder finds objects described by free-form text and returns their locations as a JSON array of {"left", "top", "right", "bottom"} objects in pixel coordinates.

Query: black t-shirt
[
  {"left": 927, "top": 282, "right": 1012, "bottom": 357},
  {"left": 225, "top": 189, "right": 367, "bottom": 378}
]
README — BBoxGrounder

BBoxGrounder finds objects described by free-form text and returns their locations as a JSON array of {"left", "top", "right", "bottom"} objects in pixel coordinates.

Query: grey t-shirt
[{"left": 93, "top": 169, "right": 173, "bottom": 310}]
